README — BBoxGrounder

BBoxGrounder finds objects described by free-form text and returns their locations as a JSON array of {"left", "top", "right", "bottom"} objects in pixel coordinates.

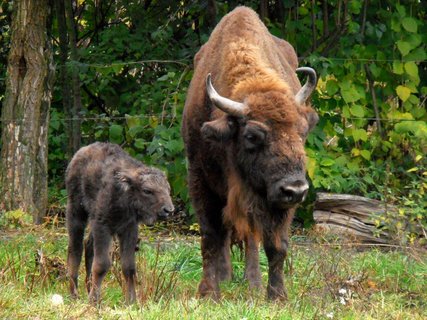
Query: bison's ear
[
  {"left": 201, "top": 116, "right": 237, "bottom": 142},
  {"left": 302, "top": 107, "right": 319, "bottom": 132}
]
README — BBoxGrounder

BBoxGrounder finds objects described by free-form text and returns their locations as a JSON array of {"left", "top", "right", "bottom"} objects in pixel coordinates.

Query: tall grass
[{"left": 0, "top": 220, "right": 426, "bottom": 319}]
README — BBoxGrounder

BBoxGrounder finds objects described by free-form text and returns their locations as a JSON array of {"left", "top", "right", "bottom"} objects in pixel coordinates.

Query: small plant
[{"left": 0, "top": 210, "right": 32, "bottom": 229}]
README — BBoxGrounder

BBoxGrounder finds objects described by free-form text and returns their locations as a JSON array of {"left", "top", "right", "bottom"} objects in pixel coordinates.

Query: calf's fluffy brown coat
[{"left": 66, "top": 142, "right": 174, "bottom": 304}]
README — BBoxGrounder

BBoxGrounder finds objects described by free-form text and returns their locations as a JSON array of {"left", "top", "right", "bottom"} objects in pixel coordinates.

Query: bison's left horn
[
  {"left": 295, "top": 67, "right": 317, "bottom": 105},
  {"left": 206, "top": 73, "right": 249, "bottom": 117}
]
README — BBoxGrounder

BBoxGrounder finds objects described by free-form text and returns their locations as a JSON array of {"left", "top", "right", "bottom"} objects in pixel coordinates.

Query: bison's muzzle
[{"left": 268, "top": 176, "right": 309, "bottom": 209}]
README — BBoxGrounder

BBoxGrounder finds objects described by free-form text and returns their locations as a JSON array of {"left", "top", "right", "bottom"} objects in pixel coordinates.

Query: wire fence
[{"left": 0, "top": 114, "right": 424, "bottom": 125}]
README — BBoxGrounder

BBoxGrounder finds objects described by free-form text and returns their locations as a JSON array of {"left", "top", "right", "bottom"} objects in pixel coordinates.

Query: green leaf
[
  {"left": 326, "top": 80, "right": 339, "bottom": 95},
  {"left": 350, "top": 105, "right": 365, "bottom": 117},
  {"left": 347, "top": 161, "right": 359, "bottom": 171},
  {"left": 128, "top": 125, "right": 145, "bottom": 138},
  {"left": 396, "top": 85, "right": 411, "bottom": 102},
  {"left": 360, "top": 150, "right": 371, "bottom": 160},
  {"left": 396, "top": 41, "right": 411, "bottom": 56},
  {"left": 396, "top": 4, "right": 406, "bottom": 17},
  {"left": 401, "top": 17, "right": 417, "bottom": 33},
  {"left": 320, "top": 159, "right": 335, "bottom": 167},
  {"left": 352, "top": 128, "right": 368, "bottom": 142},
  {"left": 307, "top": 157, "right": 316, "bottom": 180},
  {"left": 109, "top": 124, "right": 124, "bottom": 144},
  {"left": 391, "top": 17, "right": 401, "bottom": 32},
  {"left": 392, "top": 61, "right": 404, "bottom": 75},
  {"left": 404, "top": 61, "right": 418, "bottom": 78},
  {"left": 134, "top": 138, "right": 147, "bottom": 150},
  {"left": 405, "top": 47, "right": 427, "bottom": 62},
  {"left": 394, "top": 121, "right": 427, "bottom": 139}
]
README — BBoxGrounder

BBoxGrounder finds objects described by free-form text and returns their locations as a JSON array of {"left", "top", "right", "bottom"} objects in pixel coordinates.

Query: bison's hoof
[
  {"left": 267, "top": 286, "right": 288, "bottom": 301},
  {"left": 198, "top": 280, "right": 220, "bottom": 301}
]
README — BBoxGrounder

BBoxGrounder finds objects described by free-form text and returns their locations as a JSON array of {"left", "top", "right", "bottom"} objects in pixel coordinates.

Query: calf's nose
[{"left": 158, "top": 205, "right": 175, "bottom": 219}]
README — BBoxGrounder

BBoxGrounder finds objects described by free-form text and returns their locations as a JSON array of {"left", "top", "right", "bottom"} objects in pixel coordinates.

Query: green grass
[{"left": 0, "top": 221, "right": 426, "bottom": 319}]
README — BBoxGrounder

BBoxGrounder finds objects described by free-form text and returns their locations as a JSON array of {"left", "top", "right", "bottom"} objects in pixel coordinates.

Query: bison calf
[{"left": 65, "top": 142, "right": 174, "bottom": 304}]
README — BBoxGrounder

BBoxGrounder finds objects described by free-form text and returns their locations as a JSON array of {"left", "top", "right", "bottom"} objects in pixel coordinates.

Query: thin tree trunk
[
  {"left": 0, "top": 0, "right": 54, "bottom": 223},
  {"left": 55, "top": 0, "right": 73, "bottom": 159},
  {"left": 322, "top": 0, "right": 329, "bottom": 37},
  {"left": 311, "top": 0, "right": 317, "bottom": 51},
  {"left": 64, "top": 0, "right": 82, "bottom": 154},
  {"left": 206, "top": 0, "right": 217, "bottom": 30},
  {"left": 259, "top": 0, "right": 268, "bottom": 22}
]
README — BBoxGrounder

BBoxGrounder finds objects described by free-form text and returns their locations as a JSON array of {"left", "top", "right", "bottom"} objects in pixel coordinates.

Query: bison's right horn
[
  {"left": 295, "top": 67, "right": 317, "bottom": 105},
  {"left": 206, "top": 73, "right": 249, "bottom": 117}
]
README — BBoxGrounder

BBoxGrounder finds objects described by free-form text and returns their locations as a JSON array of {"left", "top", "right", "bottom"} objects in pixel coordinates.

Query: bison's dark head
[
  {"left": 201, "top": 70, "right": 318, "bottom": 210},
  {"left": 114, "top": 167, "right": 174, "bottom": 225}
]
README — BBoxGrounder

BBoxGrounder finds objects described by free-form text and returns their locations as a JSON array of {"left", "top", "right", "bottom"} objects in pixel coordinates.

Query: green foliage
[
  {"left": 0, "top": 210, "right": 32, "bottom": 229},
  {"left": 42, "top": 1, "right": 427, "bottom": 228}
]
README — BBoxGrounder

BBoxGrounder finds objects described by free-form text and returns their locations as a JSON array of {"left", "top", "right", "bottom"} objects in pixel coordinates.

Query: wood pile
[{"left": 313, "top": 193, "right": 394, "bottom": 245}]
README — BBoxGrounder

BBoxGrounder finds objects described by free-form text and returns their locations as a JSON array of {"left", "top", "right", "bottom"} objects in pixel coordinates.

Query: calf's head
[
  {"left": 115, "top": 167, "right": 174, "bottom": 225},
  {"left": 202, "top": 70, "right": 318, "bottom": 210}
]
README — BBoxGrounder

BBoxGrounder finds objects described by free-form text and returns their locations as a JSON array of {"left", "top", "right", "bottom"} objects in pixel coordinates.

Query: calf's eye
[{"left": 143, "top": 189, "right": 153, "bottom": 195}]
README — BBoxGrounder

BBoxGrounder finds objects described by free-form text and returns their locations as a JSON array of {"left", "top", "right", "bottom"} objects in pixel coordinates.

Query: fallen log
[{"left": 313, "top": 193, "right": 394, "bottom": 245}]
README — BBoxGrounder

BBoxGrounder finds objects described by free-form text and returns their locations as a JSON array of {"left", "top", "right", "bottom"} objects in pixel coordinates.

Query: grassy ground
[{"left": 0, "top": 218, "right": 426, "bottom": 320}]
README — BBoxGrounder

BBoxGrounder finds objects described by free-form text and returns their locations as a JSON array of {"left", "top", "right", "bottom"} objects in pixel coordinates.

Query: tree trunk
[{"left": 0, "top": 0, "right": 55, "bottom": 223}]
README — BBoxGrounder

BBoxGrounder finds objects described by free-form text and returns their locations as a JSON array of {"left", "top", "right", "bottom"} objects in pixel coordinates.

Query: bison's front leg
[
  {"left": 88, "top": 223, "right": 112, "bottom": 304},
  {"left": 190, "top": 170, "right": 228, "bottom": 300},
  {"left": 263, "top": 213, "right": 293, "bottom": 301},
  {"left": 263, "top": 236, "right": 287, "bottom": 300},
  {"left": 118, "top": 223, "right": 138, "bottom": 304},
  {"left": 244, "top": 235, "right": 262, "bottom": 290}
]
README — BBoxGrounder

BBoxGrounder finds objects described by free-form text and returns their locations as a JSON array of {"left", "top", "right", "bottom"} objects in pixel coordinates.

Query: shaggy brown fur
[
  {"left": 65, "top": 142, "right": 174, "bottom": 304},
  {"left": 182, "top": 6, "right": 318, "bottom": 301}
]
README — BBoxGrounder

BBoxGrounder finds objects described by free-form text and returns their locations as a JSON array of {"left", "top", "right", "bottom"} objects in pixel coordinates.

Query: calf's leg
[
  {"left": 88, "top": 223, "right": 112, "bottom": 304},
  {"left": 84, "top": 231, "right": 94, "bottom": 293},
  {"left": 118, "top": 223, "right": 138, "bottom": 304},
  {"left": 66, "top": 201, "right": 88, "bottom": 298}
]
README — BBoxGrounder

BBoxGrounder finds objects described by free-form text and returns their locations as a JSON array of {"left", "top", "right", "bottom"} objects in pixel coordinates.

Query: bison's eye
[
  {"left": 143, "top": 189, "right": 153, "bottom": 195},
  {"left": 243, "top": 129, "right": 266, "bottom": 150}
]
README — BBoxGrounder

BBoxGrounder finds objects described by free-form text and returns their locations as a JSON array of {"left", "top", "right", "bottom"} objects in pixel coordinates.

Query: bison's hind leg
[{"left": 66, "top": 201, "right": 88, "bottom": 298}]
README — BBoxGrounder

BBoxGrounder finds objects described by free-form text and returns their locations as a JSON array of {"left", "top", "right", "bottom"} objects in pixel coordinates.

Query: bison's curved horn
[
  {"left": 295, "top": 67, "right": 317, "bottom": 105},
  {"left": 206, "top": 73, "right": 248, "bottom": 117}
]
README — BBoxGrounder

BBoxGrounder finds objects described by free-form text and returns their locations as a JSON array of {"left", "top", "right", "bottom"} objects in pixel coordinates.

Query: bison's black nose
[
  {"left": 158, "top": 205, "right": 175, "bottom": 220},
  {"left": 271, "top": 178, "right": 309, "bottom": 206}
]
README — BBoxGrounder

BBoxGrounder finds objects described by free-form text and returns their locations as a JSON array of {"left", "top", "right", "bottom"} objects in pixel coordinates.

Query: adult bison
[
  {"left": 66, "top": 142, "right": 174, "bottom": 304},
  {"left": 181, "top": 6, "right": 318, "bottom": 300}
]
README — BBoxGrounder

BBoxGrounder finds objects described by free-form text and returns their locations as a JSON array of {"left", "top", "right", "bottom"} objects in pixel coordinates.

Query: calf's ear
[
  {"left": 115, "top": 170, "right": 136, "bottom": 191},
  {"left": 201, "top": 116, "right": 237, "bottom": 142}
]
